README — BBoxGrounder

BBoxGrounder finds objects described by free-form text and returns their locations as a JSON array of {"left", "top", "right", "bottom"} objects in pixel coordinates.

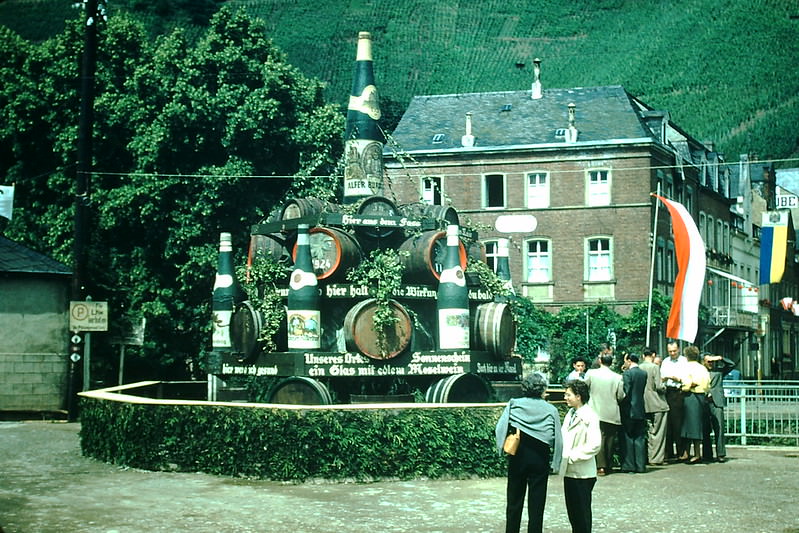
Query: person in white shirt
[
  {"left": 566, "top": 356, "right": 587, "bottom": 382},
  {"left": 660, "top": 341, "right": 688, "bottom": 460},
  {"left": 560, "top": 379, "right": 601, "bottom": 533}
]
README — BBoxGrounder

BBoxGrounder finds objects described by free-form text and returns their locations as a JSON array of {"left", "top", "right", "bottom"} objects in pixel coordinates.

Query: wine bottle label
[
  {"left": 212, "top": 310, "right": 232, "bottom": 348},
  {"left": 213, "top": 273, "right": 233, "bottom": 290},
  {"left": 439, "top": 266, "right": 466, "bottom": 287},
  {"left": 287, "top": 310, "right": 321, "bottom": 349},
  {"left": 438, "top": 309, "right": 470, "bottom": 349},
  {"left": 348, "top": 85, "right": 381, "bottom": 120},
  {"left": 344, "top": 139, "right": 384, "bottom": 198},
  {"left": 289, "top": 268, "right": 318, "bottom": 290}
]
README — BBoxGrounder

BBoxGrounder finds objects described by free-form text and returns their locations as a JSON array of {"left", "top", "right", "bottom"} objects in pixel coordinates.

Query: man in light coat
[
  {"left": 640, "top": 347, "right": 669, "bottom": 465},
  {"left": 583, "top": 353, "right": 625, "bottom": 475}
]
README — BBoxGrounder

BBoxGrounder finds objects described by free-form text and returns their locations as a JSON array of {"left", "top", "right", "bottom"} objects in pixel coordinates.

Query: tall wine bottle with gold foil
[
  {"left": 437, "top": 225, "right": 470, "bottom": 350},
  {"left": 287, "top": 224, "right": 321, "bottom": 350},
  {"left": 343, "top": 31, "right": 385, "bottom": 204}
]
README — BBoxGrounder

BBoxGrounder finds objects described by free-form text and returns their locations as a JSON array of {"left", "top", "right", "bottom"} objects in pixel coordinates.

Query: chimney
[
  {"left": 531, "top": 58, "right": 542, "bottom": 100},
  {"left": 461, "top": 112, "right": 475, "bottom": 147},
  {"left": 565, "top": 103, "right": 578, "bottom": 142}
]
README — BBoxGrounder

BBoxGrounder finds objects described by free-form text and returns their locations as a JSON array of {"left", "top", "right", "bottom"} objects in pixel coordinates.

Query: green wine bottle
[
  {"left": 287, "top": 224, "right": 321, "bottom": 350},
  {"left": 210, "top": 232, "right": 236, "bottom": 371},
  {"left": 343, "top": 31, "right": 385, "bottom": 204},
  {"left": 437, "top": 225, "right": 470, "bottom": 350}
]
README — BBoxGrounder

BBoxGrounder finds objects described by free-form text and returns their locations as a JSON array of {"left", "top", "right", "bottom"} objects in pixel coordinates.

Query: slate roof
[
  {"left": 0, "top": 235, "right": 71, "bottom": 275},
  {"left": 385, "top": 85, "right": 656, "bottom": 154}
]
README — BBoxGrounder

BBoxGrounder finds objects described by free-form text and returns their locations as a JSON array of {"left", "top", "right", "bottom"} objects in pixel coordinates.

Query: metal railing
[{"left": 723, "top": 380, "right": 799, "bottom": 446}]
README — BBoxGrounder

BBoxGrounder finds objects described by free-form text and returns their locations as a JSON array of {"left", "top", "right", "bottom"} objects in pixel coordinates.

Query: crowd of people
[{"left": 496, "top": 342, "right": 738, "bottom": 533}]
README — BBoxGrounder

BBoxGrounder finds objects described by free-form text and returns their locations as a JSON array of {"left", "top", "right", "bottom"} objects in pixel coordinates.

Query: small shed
[{"left": 0, "top": 236, "right": 71, "bottom": 413}]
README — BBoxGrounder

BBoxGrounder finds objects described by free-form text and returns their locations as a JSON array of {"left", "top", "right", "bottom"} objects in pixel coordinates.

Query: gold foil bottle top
[{"left": 356, "top": 32, "right": 373, "bottom": 61}]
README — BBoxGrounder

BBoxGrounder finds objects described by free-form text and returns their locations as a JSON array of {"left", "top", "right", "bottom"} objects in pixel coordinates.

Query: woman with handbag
[
  {"left": 560, "top": 379, "right": 601, "bottom": 533},
  {"left": 495, "top": 373, "right": 563, "bottom": 533}
]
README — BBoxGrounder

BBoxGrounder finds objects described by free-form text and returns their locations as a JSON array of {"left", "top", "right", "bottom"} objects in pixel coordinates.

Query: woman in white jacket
[{"left": 560, "top": 379, "right": 602, "bottom": 533}]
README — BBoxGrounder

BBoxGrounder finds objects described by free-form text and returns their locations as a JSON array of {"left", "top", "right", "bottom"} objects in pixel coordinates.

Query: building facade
[{"left": 382, "top": 72, "right": 796, "bottom": 377}]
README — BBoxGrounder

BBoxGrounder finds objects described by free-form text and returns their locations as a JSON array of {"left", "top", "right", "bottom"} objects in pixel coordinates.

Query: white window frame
[
  {"left": 586, "top": 169, "right": 611, "bottom": 206},
  {"left": 422, "top": 176, "right": 442, "bottom": 205},
  {"left": 483, "top": 173, "right": 506, "bottom": 208},
  {"left": 525, "top": 239, "right": 552, "bottom": 283},
  {"left": 585, "top": 236, "right": 612, "bottom": 281},
  {"left": 526, "top": 171, "right": 550, "bottom": 208},
  {"left": 484, "top": 239, "right": 499, "bottom": 273}
]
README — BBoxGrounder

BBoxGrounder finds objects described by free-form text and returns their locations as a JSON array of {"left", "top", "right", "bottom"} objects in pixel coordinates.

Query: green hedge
[{"left": 79, "top": 397, "right": 511, "bottom": 481}]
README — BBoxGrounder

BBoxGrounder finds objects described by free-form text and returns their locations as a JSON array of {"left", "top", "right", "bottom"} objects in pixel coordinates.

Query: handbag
[{"left": 503, "top": 427, "right": 521, "bottom": 455}]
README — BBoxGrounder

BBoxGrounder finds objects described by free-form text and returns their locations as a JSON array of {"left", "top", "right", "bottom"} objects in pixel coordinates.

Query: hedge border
[{"left": 78, "top": 382, "right": 510, "bottom": 482}]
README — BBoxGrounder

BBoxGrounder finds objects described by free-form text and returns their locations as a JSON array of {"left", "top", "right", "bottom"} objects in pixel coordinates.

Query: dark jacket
[{"left": 621, "top": 365, "right": 648, "bottom": 421}]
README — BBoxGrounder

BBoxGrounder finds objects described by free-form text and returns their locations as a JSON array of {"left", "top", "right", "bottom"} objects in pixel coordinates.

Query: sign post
[{"left": 70, "top": 300, "right": 108, "bottom": 391}]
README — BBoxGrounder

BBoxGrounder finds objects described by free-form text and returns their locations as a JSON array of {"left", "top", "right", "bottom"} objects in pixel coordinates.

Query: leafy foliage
[
  {"left": 79, "top": 396, "right": 508, "bottom": 481},
  {"left": 510, "top": 289, "right": 672, "bottom": 382},
  {"left": 0, "top": 8, "right": 344, "bottom": 381}
]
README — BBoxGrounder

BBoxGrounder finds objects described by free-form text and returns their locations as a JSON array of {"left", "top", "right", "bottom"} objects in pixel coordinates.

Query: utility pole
[{"left": 67, "top": 0, "right": 100, "bottom": 421}]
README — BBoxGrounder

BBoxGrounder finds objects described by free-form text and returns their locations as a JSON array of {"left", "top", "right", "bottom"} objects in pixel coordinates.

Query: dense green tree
[{"left": 0, "top": 8, "right": 344, "bottom": 381}]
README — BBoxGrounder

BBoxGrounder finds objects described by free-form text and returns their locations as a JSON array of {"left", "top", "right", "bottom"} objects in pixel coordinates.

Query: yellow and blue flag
[{"left": 759, "top": 211, "right": 789, "bottom": 284}]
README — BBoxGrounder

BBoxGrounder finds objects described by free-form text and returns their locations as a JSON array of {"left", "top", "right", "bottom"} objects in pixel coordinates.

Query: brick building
[{"left": 382, "top": 70, "right": 740, "bottom": 353}]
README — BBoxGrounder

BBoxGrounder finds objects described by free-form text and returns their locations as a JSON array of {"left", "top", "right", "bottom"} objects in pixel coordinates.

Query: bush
[{"left": 79, "top": 396, "right": 511, "bottom": 481}]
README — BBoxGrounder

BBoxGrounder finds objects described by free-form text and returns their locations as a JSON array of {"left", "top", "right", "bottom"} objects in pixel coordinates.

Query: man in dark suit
[
  {"left": 620, "top": 353, "right": 648, "bottom": 473},
  {"left": 703, "top": 353, "right": 735, "bottom": 462}
]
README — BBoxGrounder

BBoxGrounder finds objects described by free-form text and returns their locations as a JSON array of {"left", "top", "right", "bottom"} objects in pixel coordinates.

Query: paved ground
[{"left": 2, "top": 421, "right": 799, "bottom": 533}]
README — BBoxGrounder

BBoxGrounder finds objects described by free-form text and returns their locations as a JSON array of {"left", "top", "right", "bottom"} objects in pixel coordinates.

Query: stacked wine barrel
[{"left": 226, "top": 195, "right": 518, "bottom": 405}]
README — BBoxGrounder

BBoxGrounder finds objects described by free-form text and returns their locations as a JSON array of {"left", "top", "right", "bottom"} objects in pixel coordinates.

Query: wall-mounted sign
[{"left": 495, "top": 214, "right": 537, "bottom": 233}]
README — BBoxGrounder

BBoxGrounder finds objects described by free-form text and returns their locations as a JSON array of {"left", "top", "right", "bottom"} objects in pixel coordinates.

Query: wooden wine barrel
[
  {"left": 424, "top": 373, "right": 493, "bottom": 403},
  {"left": 229, "top": 300, "right": 262, "bottom": 361},
  {"left": 291, "top": 226, "right": 361, "bottom": 281},
  {"left": 398, "top": 230, "right": 467, "bottom": 283},
  {"left": 399, "top": 202, "right": 459, "bottom": 227},
  {"left": 280, "top": 197, "right": 337, "bottom": 221},
  {"left": 248, "top": 233, "right": 290, "bottom": 265},
  {"left": 343, "top": 298, "right": 413, "bottom": 360},
  {"left": 355, "top": 195, "right": 401, "bottom": 240},
  {"left": 471, "top": 302, "right": 516, "bottom": 358},
  {"left": 267, "top": 376, "right": 332, "bottom": 405}
]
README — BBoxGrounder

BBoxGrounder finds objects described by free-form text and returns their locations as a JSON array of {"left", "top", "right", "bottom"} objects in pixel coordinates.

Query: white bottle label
[
  {"left": 289, "top": 269, "right": 318, "bottom": 290},
  {"left": 213, "top": 273, "right": 233, "bottom": 290},
  {"left": 212, "top": 310, "right": 232, "bottom": 348},
  {"left": 344, "top": 139, "right": 384, "bottom": 198},
  {"left": 439, "top": 265, "right": 466, "bottom": 287},
  {"left": 287, "top": 310, "right": 321, "bottom": 349},
  {"left": 438, "top": 309, "right": 470, "bottom": 349}
]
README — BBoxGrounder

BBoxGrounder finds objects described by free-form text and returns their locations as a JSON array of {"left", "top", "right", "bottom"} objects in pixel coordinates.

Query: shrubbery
[{"left": 79, "top": 396, "right": 511, "bottom": 481}]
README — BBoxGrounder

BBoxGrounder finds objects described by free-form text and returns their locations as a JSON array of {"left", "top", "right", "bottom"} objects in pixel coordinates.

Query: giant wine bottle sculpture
[
  {"left": 343, "top": 31, "right": 385, "bottom": 203},
  {"left": 437, "top": 225, "right": 470, "bottom": 350},
  {"left": 287, "top": 224, "right": 321, "bottom": 350},
  {"left": 211, "top": 232, "right": 237, "bottom": 368}
]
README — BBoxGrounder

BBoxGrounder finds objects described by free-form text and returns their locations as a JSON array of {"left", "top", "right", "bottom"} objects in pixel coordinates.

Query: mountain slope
[{"left": 2, "top": 0, "right": 797, "bottom": 163}]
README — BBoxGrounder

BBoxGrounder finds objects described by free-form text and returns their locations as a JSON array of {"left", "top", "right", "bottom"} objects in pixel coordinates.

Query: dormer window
[
  {"left": 501, "top": 104, "right": 512, "bottom": 112},
  {"left": 554, "top": 128, "right": 567, "bottom": 138},
  {"left": 432, "top": 133, "right": 445, "bottom": 144}
]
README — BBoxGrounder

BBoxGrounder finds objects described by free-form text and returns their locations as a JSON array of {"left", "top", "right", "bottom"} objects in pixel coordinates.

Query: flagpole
[{"left": 645, "top": 183, "right": 661, "bottom": 346}]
